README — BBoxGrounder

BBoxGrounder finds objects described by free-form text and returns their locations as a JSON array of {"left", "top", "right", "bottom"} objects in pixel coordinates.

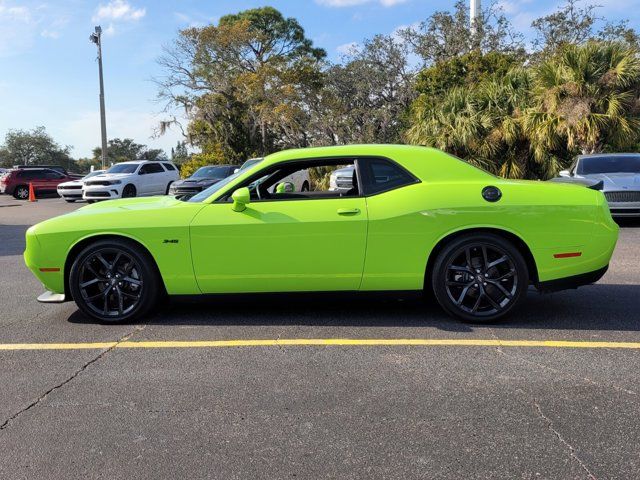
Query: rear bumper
[{"left": 536, "top": 265, "right": 608, "bottom": 293}]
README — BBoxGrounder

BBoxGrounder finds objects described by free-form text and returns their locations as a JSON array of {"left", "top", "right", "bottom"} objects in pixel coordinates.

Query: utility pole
[
  {"left": 90, "top": 26, "right": 108, "bottom": 170},
  {"left": 470, "top": 0, "right": 481, "bottom": 36}
]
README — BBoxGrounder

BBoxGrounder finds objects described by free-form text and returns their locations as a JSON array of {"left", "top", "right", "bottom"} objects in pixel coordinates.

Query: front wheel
[
  {"left": 69, "top": 239, "right": 161, "bottom": 323},
  {"left": 64, "top": 199, "right": 76, "bottom": 203},
  {"left": 122, "top": 184, "right": 137, "bottom": 198},
  {"left": 431, "top": 233, "right": 529, "bottom": 323},
  {"left": 13, "top": 185, "right": 29, "bottom": 200}
]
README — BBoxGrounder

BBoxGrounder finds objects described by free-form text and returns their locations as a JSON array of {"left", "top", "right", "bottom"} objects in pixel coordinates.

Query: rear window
[
  {"left": 360, "top": 158, "right": 416, "bottom": 195},
  {"left": 163, "top": 163, "right": 176, "bottom": 171}
]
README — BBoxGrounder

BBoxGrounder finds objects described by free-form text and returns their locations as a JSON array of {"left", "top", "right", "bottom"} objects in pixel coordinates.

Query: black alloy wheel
[
  {"left": 69, "top": 239, "right": 161, "bottom": 323},
  {"left": 122, "top": 184, "right": 136, "bottom": 198},
  {"left": 14, "top": 185, "right": 29, "bottom": 200},
  {"left": 432, "top": 234, "right": 528, "bottom": 322}
]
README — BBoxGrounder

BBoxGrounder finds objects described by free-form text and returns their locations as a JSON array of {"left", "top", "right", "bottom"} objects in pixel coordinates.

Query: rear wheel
[
  {"left": 431, "top": 233, "right": 529, "bottom": 323},
  {"left": 69, "top": 239, "right": 161, "bottom": 323},
  {"left": 64, "top": 199, "right": 76, "bottom": 203},
  {"left": 122, "top": 184, "right": 136, "bottom": 198},
  {"left": 13, "top": 185, "right": 29, "bottom": 200}
]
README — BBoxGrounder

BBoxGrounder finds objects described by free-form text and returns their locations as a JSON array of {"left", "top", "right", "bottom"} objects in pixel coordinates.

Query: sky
[{"left": 0, "top": 0, "right": 638, "bottom": 159}]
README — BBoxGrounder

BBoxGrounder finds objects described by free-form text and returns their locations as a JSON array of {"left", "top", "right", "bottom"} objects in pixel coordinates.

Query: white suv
[{"left": 83, "top": 161, "right": 179, "bottom": 202}]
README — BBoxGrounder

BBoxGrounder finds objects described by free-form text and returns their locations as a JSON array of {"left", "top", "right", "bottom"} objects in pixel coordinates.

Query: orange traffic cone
[{"left": 28, "top": 182, "right": 37, "bottom": 202}]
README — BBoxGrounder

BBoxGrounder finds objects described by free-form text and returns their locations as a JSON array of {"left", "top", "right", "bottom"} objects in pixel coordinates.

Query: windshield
[
  {"left": 191, "top": 166, "right": 229, "bottom": 179},
  {"left": 579, "top": 155, "right": 640, "bottom": 175},
  {"left": 240, "top": 158, "right": 262, "bottom": 171},
  {"left": 106, "top": 163, "right": 138, "bottom": 174},
  {"left": 187, "top": 170, "right": 243, "bottom": 202}
]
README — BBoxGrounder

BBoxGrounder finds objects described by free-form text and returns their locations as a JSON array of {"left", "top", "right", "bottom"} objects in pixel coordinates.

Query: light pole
[
  {"left": 470, "top": 0, "right": 481, "bottom": 36},
  {"left": 90, "top": 26, "right": 108, "bottom": 170}
]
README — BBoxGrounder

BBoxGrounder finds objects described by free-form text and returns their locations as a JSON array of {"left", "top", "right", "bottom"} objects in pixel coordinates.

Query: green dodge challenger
[{"left": 24, "top": 145, "right": 619, "bottom": 323}]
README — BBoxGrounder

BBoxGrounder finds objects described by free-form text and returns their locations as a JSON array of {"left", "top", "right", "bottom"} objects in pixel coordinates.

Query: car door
[
  {"left": 138, "top": 163, "right": 165, "bottom": 195},
  {"left": 190, "top": 160, "right": 368, "bottom": 293}
]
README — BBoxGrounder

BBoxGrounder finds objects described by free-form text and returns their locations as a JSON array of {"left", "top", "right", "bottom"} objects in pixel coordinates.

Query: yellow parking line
[{"left": 0, "top": 338, "right": 640, "bottom": 351}]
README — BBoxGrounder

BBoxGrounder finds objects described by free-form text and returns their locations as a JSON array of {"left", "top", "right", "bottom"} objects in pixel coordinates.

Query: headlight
[
  {"left": 109, "top": 180, "right": 121, "bottom": 185},
  {"left": 329, "top": 173, "right": 337, "bottom": 189},
  {"left": 169, "top": 186, "right": 176, "bottom": 194}
]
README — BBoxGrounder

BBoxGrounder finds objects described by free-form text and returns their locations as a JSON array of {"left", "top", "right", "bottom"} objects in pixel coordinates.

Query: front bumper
[
  {"left": 83, "top": 185, "right": 122, "bottom": 200},
  {"left": 57, "top": 188, "right": 83, "bottom": 199},
  {"left": 607, "top": 201, "right": 640, "bottom": 217}
]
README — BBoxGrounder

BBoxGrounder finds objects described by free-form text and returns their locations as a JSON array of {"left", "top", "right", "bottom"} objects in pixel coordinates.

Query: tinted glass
[
  {"left": 19, "top": 170, "right": 39, "bottom": 179},
  {"left": 191, "top": 166, "right": 232, "bottom": 179},
  {"left": 163, "top": 163, "right": 176, "bottom": 171},
  {"left": 362, "top": 158, "right": 415, "bottom": 194},
  {"left": 44, "top": 171, "right": 63, "bottom": 179},
  {"left": 239, "top": 159, "right": 263, "bottom": 171},
  {"left": 187, "top": 171, "right": 244, "bottom": 202},
  {"left": 141, "top": 163, "right": 164, "bottom": 174},
  {"left": 578, "top": 155, "right": 640, "bottom": 174},
  {"left": 107, "top": 164, "right": 138, "bottom": 174}
]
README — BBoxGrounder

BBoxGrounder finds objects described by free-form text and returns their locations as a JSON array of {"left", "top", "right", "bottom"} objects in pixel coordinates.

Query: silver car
[{"left": 553, "top": 153, "right": 640, "bottom": 217}]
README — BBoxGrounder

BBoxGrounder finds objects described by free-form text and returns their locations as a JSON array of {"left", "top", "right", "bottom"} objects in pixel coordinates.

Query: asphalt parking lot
[{"left": 1, "top": 195, "right": 639, "bottom": 479}]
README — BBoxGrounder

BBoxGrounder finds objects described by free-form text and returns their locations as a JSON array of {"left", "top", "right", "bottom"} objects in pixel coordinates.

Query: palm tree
[
  {"left": 406, "top": 68, "right": 549, "bottom": 178},
  {"left": 524, "top": 42, "right": 640, "bottom": 163}
]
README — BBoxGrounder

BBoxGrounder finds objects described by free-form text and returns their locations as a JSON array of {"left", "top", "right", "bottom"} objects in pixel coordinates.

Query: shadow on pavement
[
  {"left": 67, "top": 283, "right": 640, "bottom": 332},
  {"left": 0, "top": 225, "right": 29, "bottom": 257}
]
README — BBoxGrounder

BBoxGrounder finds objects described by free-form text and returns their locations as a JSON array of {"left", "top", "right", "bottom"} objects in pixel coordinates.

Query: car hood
[
  {"left": 89, "top": 173, "right": 134, "bottom": 181},
  {"left": 172, "top": 178, "right": 222, "bottom": 187},
  {"left": 78, "top": 195, "right": 184, "bottom": 212},
  {"left": 579, "top": 172, "right": 640, "bottom": 190},
  {"left": 57, "top": 180, "right": 83, "bottom": 187}
]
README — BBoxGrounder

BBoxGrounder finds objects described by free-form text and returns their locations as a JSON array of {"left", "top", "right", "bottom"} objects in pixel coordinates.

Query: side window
[
  {"left": 140, "top": 163, "right": 163, "bottom": 174},
  {"left": 360, "top": 158, "right": 416, "bottom": 195},
  {"left": 162, "top": 163, "right": 176, "bottom": 171},
  {"left": 225, "top": 159, "right": 359, "bottom": 202},
  {"left": 44, "top": 171, "right": 63, "bottom": 179}
]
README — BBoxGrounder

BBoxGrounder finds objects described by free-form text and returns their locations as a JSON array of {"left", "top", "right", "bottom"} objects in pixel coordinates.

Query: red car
[{"left": 0, "top": 168, "right": 74, "bottom": 200}]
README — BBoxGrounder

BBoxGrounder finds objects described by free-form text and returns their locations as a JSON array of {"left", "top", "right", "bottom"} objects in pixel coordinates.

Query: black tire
[
  {"left": 122, "top": 184, "right": 137, "bottom": 198},
  {"left": 69, "top": 238, "right": 161, "bottom": 323},
  {"left": 165, "top": 182, "right": 173, "bottom": 195},
  {"left": 301, "top": 181, "right": 310, "bottom": 192},
  {"left": 13, "top": 185, "right": 29, "bottom": 200},
  {"left": 65, "top": 199, "right": 76, "bottom": 203},
  {"left": 86, "top": 200, "right": 95, "bottom": 204},
  {"left": 431, "top": 233, "right": 529, "bottom": 323}
]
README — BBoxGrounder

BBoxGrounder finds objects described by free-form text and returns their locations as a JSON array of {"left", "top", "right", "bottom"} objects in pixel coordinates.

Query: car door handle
[{"left": 337, "top": 208, "right": 360, "bottom": 215}]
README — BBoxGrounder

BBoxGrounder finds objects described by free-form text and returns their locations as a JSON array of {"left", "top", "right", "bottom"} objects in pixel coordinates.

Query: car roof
[{"left": 577, "top": 153, "right": 640, "bottom": 159}]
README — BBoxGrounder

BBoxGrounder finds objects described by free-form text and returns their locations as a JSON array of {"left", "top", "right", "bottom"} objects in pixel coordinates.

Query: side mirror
[
  {"left": 233, "top": 168, "right": 240, "bottom": 174},
  {"left": 231, "top": 187, "right": 250, "bottom": 212},
  {"left": 558, "top": 169, "right": 571, "bottom": 177},
  {"left": 138, "top": 170, "right": 146, "bottom": 175},
  {"left": 275, "top": 181, "right": 294, "bottom": 194}
]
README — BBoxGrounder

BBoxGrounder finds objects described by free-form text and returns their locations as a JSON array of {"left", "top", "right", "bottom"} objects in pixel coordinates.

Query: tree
[
  {"left": 400, "top": 0, "right": 525, "bottom": 66},
  {"left": 171, "top": 141, "right": 189, "bottom": 164},
  {"left": 407, "top": 68, "right": 551, "bottom": 179},
  {"left": 308, "top": 34, "right": 416, "bottom": 145},
  {"left": 532, "top": 0, "right": 640, "bottom": 53},
  {"left": 157, "top": 6, "right": 325, "bottom": 159},
  {"left": 524, "top": 42, "right": 640, "bottom": 163},
  {"left": 92, "top": 138, "right": 166, "bottom": 164},
  {"left": 0, "top": 126, "right": 73, "bottom": 169},
  {"left": 414, "top": 51, "right": 522, "bottom": 106}
]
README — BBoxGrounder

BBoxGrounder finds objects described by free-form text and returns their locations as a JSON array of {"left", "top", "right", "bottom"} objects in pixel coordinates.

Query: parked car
[
  {"left": 329, "top": 165, "right": 356, "bottom": 192},
  {"left": 57, "top": 170, "right": 105, "bottom": 203},
  {"left": 25, "top": 145, "right": 618, "bottom": 324},
  {"left": 553, "top": 153, "right": 640, "bottom": 217},
  {"left": 14, "top": 165, "right": 83, "bottom": 179},
  {"left": 0, "top": 168, "right": 74, "bottom": 199},
  {"left": 239, "top": 157, "right": 310, "bottom": 192},
  {"left": 83, "top": 161, "right": 179, "bottom": 202},
  {"left": 169, "top": 165, "right": 239, "bottom": 198}
]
